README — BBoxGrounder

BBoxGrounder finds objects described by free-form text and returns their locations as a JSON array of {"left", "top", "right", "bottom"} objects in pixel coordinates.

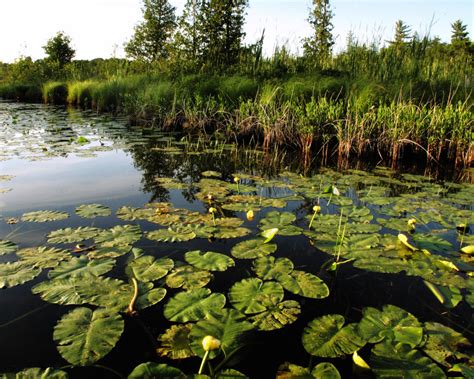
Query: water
[{"left": 0, "top": 102, "right": 472, "bottom": 378}]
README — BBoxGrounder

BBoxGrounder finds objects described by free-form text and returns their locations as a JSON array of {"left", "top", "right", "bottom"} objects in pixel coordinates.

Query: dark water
[{"left": 0, "top": 102, "right": 472, "bottom": 378}]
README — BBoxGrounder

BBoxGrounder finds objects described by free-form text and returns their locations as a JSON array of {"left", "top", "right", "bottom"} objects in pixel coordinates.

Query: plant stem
[
  {"left": 126, "top": 277, "right": 139, "bottom": 315},
  {"left": 198, "top": 350, "right": 210, "bottom": 375}
]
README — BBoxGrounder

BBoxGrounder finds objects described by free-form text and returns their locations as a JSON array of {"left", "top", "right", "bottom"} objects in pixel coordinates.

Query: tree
[
  {"left": 451, "top": 19, "right": 470, "bottom": 50},
  {"left": 43, "top": 32, "right": 75, "bottom": 67},
  {"left": 391, "top": 20, "right": 411, "bottom": 46},
  {"left": 125, "top": 0, "right": 176, "bottom": 63},
  {"left": 303, "top": 0, "right": 335, "bottom": 68}
]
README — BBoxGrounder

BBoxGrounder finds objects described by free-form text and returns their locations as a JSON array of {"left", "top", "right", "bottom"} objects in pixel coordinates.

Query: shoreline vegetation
[{"left": 0, "top": 0, "right": 473, "bottom": 172}]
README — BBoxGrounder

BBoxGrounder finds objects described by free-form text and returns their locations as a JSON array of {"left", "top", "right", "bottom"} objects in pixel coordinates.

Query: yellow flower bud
[
  {"left": 233, "top": 176, "right": 240, "bottom": 183},
  {"left": 209, "top": 207, "right": 217, "bottom": 214},
  {"left": 312, "top": 205, "right": 321, "bottom": 214},
  {"left": 207, "top": 193, "right": 213, "bottom": 200},
  {"left": 202, "top": 336, "right": 221, "bottom": 351},
  {"left": 407, "top": 218, "right": 416, "bottom": 226},
  {"left": 246, "top": 210, "right": 254, "bottom": 221}
]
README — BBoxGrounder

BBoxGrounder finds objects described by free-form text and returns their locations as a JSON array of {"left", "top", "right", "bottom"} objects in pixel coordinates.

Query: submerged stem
[
  {"left": 198, "top": 350, "right": 210, "bottom": 375},
  {"left": 126, "top": 277, "right": 139, "bottom": 316}
]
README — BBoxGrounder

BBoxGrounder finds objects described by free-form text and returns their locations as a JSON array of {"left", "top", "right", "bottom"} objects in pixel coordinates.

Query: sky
[{"left": 0, "top": 0, "right": 472, "bottom": 63}]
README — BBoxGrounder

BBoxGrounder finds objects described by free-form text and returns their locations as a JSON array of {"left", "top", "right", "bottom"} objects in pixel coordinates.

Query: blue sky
[{"left": 0, "top": 0, "right": 472, "bottom": 62}]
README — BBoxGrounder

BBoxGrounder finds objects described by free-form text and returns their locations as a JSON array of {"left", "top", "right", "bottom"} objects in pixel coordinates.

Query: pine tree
[
  {"left": 303, "top": 0, "right": 335, "bottom": 68},
  {"left": 451, "top": 19, "right": 470, "bottom": 50},
  {"left": 125, "top": 0, "right": 176, "bottom": 62},
  {"left": 392, "top": 20, "right": 411, "bottom": 46}
]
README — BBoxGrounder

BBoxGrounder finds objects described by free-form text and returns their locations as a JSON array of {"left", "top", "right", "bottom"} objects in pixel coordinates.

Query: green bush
[{"left": 43, "top": 81, "right": 68, "bottom": 104}]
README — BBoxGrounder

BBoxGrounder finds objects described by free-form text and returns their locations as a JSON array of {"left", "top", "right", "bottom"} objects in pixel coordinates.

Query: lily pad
[
  {"left": 47, "top": 227, "right": 100, "bottom": 244},
  {"left": 276, "top": 362, "right": 340, "bottom": 379},
  {"left": 229, "top": 278, "right": 284, "bottom": 314},
  {"left": 95, "top": 225, "right": 142, "bottom": 247},
  {"left": 75, "top": 204, "right": 111, "bottom": 218},
  {"left": 53, "top": 307, "right": 124, "bottom": 366},
  {"left": 185, "top": 250, "right": 235, "bottom": 272},
  {"left": 0, "top": 261, "right": 42, "bottom": 289},
  {"left": 0, "top": 239, "right": 17, "bottom": 256},
  {"left": 166, "top": 265, "right": 213, "bottom": 290},
  {"left": 128, "top": 363, "right": 186, "bottom": 379},
  {"left": 87, "top": 245, "right": 132, "bottom": 260},
  {"left": 4, "top": 367, "right": 69, "bottom": 378},
  {"left": 213, "top": 227, "right": 252, "bottom": 239},
  {"left": 252, "top": 256, "right": 294, "bottom": 281},
  {"left": 278, "top": 270, "right": 330, "bottom": 299},
  {"left": 17, "top": 246, "right": 70, "bottom": 269},
  {"left": 48, "top": 256, "right": 115, "bottom": 280},
  {"left": 129, "top": 255, "right": 174, "bottom": 282},
  {"left": 22, "top": 210, "right": 69, "bottom": 222},
  {"left": 157, "top": 324, "right": 195, "bottom": 359},
  {"left": 250, "top": 300, "right": 301, "bottom": 331},
  {"left": 231, "top": 239, "right": 277, "bottom": 259},
  {"left": 302, "top": 314, "right": 366, "bottom": 358},
  {"left": 146, "top": 226, "right": 196, "bottom": 243},
  {"left": 163, "top": 288, "right": 226, "bottom": 323}
]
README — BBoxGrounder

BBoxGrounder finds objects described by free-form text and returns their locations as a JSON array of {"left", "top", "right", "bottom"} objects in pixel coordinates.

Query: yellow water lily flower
[
  {"left": 202, "top": 336, "right": 221, "bottom": 351},
  {"left": 246, "top": 209, "right": 254, "bottom": 221},
  {"left": 208, "top": 207, "right": 217, "bottom": 214},
  {"left": 233, "top": 176, "right": 240, "bottom": 183},
  {"left": 312, "top": 205, "right": 321, "bottom": 214}
]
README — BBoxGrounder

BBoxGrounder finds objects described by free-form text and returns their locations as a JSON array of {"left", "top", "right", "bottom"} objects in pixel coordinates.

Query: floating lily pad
[
  {"left": 87, "top": 245, "right": 132, "bottom": 260},
  {"left": 231, "top": 239, "right": 277, "bottom": 259},
  {"left": 302, "top": 314, "right": 366, "bottom": 358},
  {"left": 189, "top": 308, "right": 254, "bottom": 359},
  {"left": 412, "top": 234, "right": 453, "bottom": 253},
  {"left": 357, "top": 304, "right": 423, "bottom": 347},
  {"left": 0, "top": 239, "right": 17, "bottom": 256},
  {"left": 213, "top": 227, "right": 251, "bottom": 239},
  {"left": 276, "top": 362, "right": 340, "bottom": 379},
  {"left": 185, "top": 250, "right": 235, "bottom": 272},
  {"left": 116, "top": 206, "right": 155, "bottom": 221},
  {"left": 0, "top": 261, "right": 42, "bottom": 289},
  {"left": 4, "top": 367, "right": 69, "bottom": 378},
  {"left": 128, "top": 363, "right": 186, "bottom": 379},
  {"left": 21, "top": 210, "right": 69, "bottom": 222},
  {"left": 95, "top": 225, "right": 142, "bottom": 247},
  {"left": 53, "top": 307, "right": 124, "bottom": 366},
  {"left": 146, "top": 226, "right": 196, "bottom": 243},
  {"left": 129, "top": 255, "right": 174, "bottom": 282},
  {"left": 48, "top": 256, "right": 115, "bottom": 280},
  {"left": 229, "top": 278, "right": 284, "bottom": 314},
  {"left": 47, "top": 227, "right": 100, "bottom": 244},
  {"left": 259, "top": 211, "right": 301, "bottom": 236},
  {"left": 252, "top": 256, "right": 294, "bottom": 280},
  {"left": 278, "top": 270, "right": 330, "bottom": 299},
  {"left": 250, "top": 300, "right": 301, "bottom": 331},
  {"left": 157, "top": 324, "right": 195, "bottom": 359},
  {"left": 163, "top": 288, "right": 226, "bottom": 323},
  {"left": 166, "top": 265, "right": 213, "bottom": 290},
  {"left": 17, "top": 246, "right": 70, "bottom": 269},
  {"left": 75, "top": 203, "right": 111, "bottom": 218}
]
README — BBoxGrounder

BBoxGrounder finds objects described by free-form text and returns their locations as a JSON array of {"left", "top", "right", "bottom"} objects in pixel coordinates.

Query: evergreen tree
[
  {"left": 125, "top": 0, "right": 176, "bottom": 62},
  {"left": 303, "top": 0, "right": 335, "bottom": 68},
  {"left": 451, "top": 19, "right": 470, "bottom": 50},
  {"left": 43, "top": 32, "right": 75, "bottom": 68},
  {"left": 392, "top": 20, "right": 411, "bottom": 46}
]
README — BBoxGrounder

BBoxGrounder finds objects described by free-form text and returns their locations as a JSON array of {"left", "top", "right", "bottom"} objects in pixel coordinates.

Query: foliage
[{"left": 43, "top": 31, "right": 75, "bottom": 68}]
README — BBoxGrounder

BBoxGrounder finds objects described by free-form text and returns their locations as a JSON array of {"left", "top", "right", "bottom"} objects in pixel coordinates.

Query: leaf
[
  {"left": 163, "top": 288, "right": 226, "bottom": 323},
  {"left": 185, "top": 250, "right": 235, "bottom": 272},
  {"left": 116, "top": 206, "right": 155, "bottom": 221},
  {"left": 17, "top": 246, "right": 70, "bottom": 269},
  {"left": 166, "top": 265, "right": 213, "bottom": 290},
  {"left": 250, "top": 300, "right": 301, "bottom": 331},
  {"left": 6, "top": 367, "right": 69, "bottom": 378},
  {"left": 75, "top": 203, "right": 111, "bottom": 218},
  {"left": 129, "top": 255, "right": 174, "bottom": 282},
  {"left": 276, "top": 362, "right": 314, "bottom": 378},
  {"left": 357, "top": 304, "right": 423, "bottom": 347},
  {"left": 47, "top": 227, "right": 100, "bottom": 244},
  {"left": 370, "top": 341, "right": 447, "bottom": 378},
  {"left": 0, "top": 239, "right": 17, "bottom": 256},
  {"left": 53, "top": 307, "right": 124, "bottom": 366},
  {"left": 302, "top": 314, "right": 366, "bottom": 358},
  {"left": 422, "top": 322, "right": 472, "bottom": 368},
  {"left": 252, "top": 256, "right": 294, "bottom": 281},
  {"left": 157, "top": 324, "right": 195, "bottom": 359},
  {"left": 87, "top": 245, "right": 132, "bottom": 260},
  {"left": 128, "top": 363, "right": 186, "bottom": 379},
  {"left": 146, "top": 226, "right": 196, "bottom": 243},
  {"left": 95, "top": 225, "right": 142, "bottom": 247},
  {"left": 48, "top": 256, "right": 115, "bottom": 280},
  {"left": 229, "top": 278, "right": 284, "bottom": 314},
  {"left": 0, "top": 261, "right": 41, "bottom": 289},
  {"left": 259, "top": 211, "right": 302, "bottom": 236},
  {"left": 460, "top": 245, "right": 474, "bottom": 255},
  {"left": 353, "top": 351, "right": 370, "bottom": 370},
  {"left": 278, "top": 270, "right": 330, "bottom": 299},
  {"left": 261, "top": 228, "right": 279, "bottom": 243},
  {"left": 213, "top": 227, "right": 251, "bottom": 239},
  {"left": 231, "top": 239, "right": 277, "bottom": 259},
  {"left": 189, "top": 308, "right": 254, "bottom": 359},
  {"left": 423, "top": 281, "right": 463, "bottom": 309},
  {"left": 311, "top": 362, "right": 341, "bottom": 378},
  {"left": 412, "top": 233, "right": 453, "bottom": 253},
  {"left": 21, "top": 210, "right": 69, "bottom": 222}
]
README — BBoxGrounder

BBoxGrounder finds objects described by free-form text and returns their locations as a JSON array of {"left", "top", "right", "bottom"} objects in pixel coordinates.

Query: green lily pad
[
  {"left": 189, "top": 308, "right": 254, "bottom": 359},
  {"left": 53, "top": 307, "right": 124, "bottom": 366},
  {"left": 21, "top": 210, "right": 69, "bottom": 222},
  {"left": 259, "top": 211, "right": 302, "bottom": 236},
  {"left": 17, "top": 246, "right": 70, "bottom": 269},
  {"left": 252, "top": 256, "right": 294, "bottom": 280},
  {"left": 166, "top": 265, "right": 213, "bottom": 290},
  {"left": 47, "top": 227, "right": 100, "bottom": 244},
  {"left": 250, "top": 300, "right": 301, "bottom": 331},
  {"left": 0, "top": 239, "right": 17, "bottom": 255},
  {"left": 412, "top": 234, "right": 453, "bottom": 253},
  {"left": 157, "top": 324, "right": 195, "bottom": 359},
  {"left": 87, "top": 245, "right": 132, "bottom": 260},
  {"left": 95, "top": 225, "right": 142, "bottom": 247},
  {"left": 75, "top": 203, "right": 111, "bottom": 218},
  {"left": 213, "top": 227, "right": 252, "bottom": 239},
  {"left": 357, "top": 304, "right": 424, "bottom": 347},
  {"left": 128, "top": 363, "right": 186, "bottom": 379},
  {"left": 276, "top": 362, "right": 340, "bottom": 379},
  {"left": 0, "top": 261, "right": 42, "bottom": 289},
  {"left": 185, "top": 250, "right": 235, "bottom": 272},
  {"left": 48, "top": 256, "right": 115, "bottom": 280},
  {"left": 302, "top": 314, "right": 366, "bottom": 358},
  {"left": 163, "top": 288, "right": 226, "bottom": 323},
  {"left": 129, "top": 255, "right": 174, "bottom": 282},
  {"left": 311, "top": 362, "right": 341, "bottom": 378},
  {"left": 229, "top": 278, "right": 284, "bottom": 314},
  {"left": 146, "top": 226, "right": 196, "bottom": 243},
  {"left": 231, "top": 239, "right": 277, "bottom": 259},
  {"left": 116, "top": 206, "right": 155, "bottom": 221},
  {"left": 3, "top": 367, "right": 69, "bottom": 378},
  {"left": 278, "top": 270, "right": 330, "bottom": 299},
  {"left": 370, "top": 341, "right": 447, "bottom": 378}
]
